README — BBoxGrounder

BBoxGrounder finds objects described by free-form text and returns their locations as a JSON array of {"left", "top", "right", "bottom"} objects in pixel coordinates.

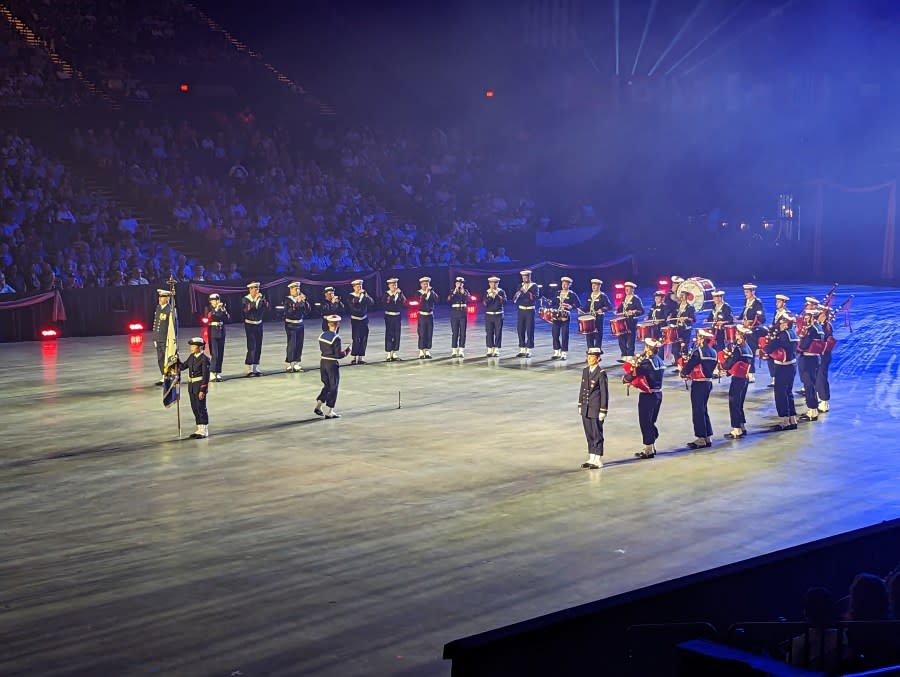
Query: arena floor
[{"left": 1, "top": 283, "right": 899, "bottom": 676}]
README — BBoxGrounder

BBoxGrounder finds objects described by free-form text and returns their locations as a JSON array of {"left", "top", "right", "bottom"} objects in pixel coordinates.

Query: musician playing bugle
[
  {"left": 319, "top": 286, "right": 344, "bottom": 332},
  {"left": 448, "top": 276, "right": 470, "bottom": 358},
  {"left": 483, "top": 276, "right": 506, "bottom": 357},
  {"left": 383, "top": 277, "right": 406, "bottom": 361},
  {"left": 513, "top": 269, "right": 538, "bottom": 357},
  {"left": 242, "top": 281, "right": 269, "bottom": 377},
  {"left": 206, "top": 293, "right": 229, "bottom": 382},
  {"left": 283, "top": 281, "right": 310, "bottom": 372},
  {"left": 348, "top": 279, "right": 374, "bottom": 365},
  {"left": 416, "top": 276, "right": 436, "bottom": 359}
]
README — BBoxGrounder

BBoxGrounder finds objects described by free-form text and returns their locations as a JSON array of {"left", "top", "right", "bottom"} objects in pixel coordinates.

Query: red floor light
[
  {"left": 40, "top": 328, "right": 58, "bottom": 339},
  {"left": 128, "top": 322, "right": 144, "bottom": 332},
  {"left": 200, "top": 316, "right": 209, "bottom": 325}
]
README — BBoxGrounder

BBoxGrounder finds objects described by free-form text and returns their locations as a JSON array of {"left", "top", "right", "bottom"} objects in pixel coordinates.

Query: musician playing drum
[
  {"left": 551, "top": 276, "right": 580, "bottom": 360},
  {"left": 514, "top": 269, "right": 538, "bottom": 358},
  {"left": 706, "top": 290, "right": 734, "bottom": 350},
  {"left": 647, "top": 290, "right": 670, "bottom": 340},
  {"left": 765, "top": 294, "right": 791, "bottom": 388},
  {"left": 682, "top": 328, "right": 718, "bottom": 449},
  {"left": 671, "top": 288, "right": 696, "bottom": 368},
  {"left": 737, "top": 283, "right": 766, "bottom": 380},
  {"left": 723, "top": 326, "right": 754, "bottom": 439},
  {"left": 764, "top": 313, "right": 799, "bottom": 431},
  {"left": 585, "top": 278, "right": 612, "bottom": 351},
  {"left": 633, "top": 338, "right": 666, "bottom": 460},
  {"left": 615, "top": 281, "right": 643, "bottom": 360},
  {"left": 483, "top": 276, "right": 506, "bottom": 357},
  {"left": 797, "top": 309, "right": 824, "bottom": 422}
]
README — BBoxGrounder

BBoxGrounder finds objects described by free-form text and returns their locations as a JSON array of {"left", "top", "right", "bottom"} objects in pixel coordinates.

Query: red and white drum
[
  {"left": 609, "top": 316, "right": 630, "bottom": 336},
  {"left": 636, "top": 322, "right": 656, "bottom": 341},
  {"left": 662, "top": 325, "right": 679, "bottom": 345},
  {"left": 578, "top": 314, "right": 597, "bottom": 335},
  {"left": 807, "top": 339, "right": 827, "bottom": 355},
  {"left": 722, "top": 324, "right": 738, "bottom": 344},
  {"left": 539, "top": 307, "right": 554, "bottom": 324},
  {"left": 678, "top": 277, "right": 717, "bottom": 313}
]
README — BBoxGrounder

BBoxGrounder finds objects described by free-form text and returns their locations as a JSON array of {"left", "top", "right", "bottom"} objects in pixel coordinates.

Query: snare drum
[
  {"left": 539, "top": 307, "right": 554, "bottom": 324},
  {"left": 662, "top": 325, "right": 679, "bottom": 345},
  {"left": 678, "top": 277, "right": 717, "bottom": 313},
  {"left": 636, "top": 322, "right": 656, "bottom": 341},
  {"left": 609, "top": 316, "right": 630, "bottom": 336},
  {"left": 722, "top": 324, "right": 738, "bottom": 344},
  {"left": 807, "top": 339, "right": 827, "bottom": 355},
  {"left": 577, "top": 314, "right": 597, "bottom": 335},
  {"left": 556, "top": 309, "right": 570, "bottom": 322},
  {"left": 824, "top": 336, "right": 837, "bottom": 353}
]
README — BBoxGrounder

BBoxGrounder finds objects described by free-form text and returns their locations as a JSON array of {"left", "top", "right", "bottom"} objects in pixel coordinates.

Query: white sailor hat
[
  {"left": 560, "top": 276, "right": 573, "bottom": 283},
  {"left": 324, "top": 286, "right": 335, "bottom": 293},
  {"left": 188, "top": 336, "right": 205, "bottom": 346},
  {"left": 736, "top": 326, "right": 753, "bottom": 335},
  {"left": 520, "top": 269, "right": 532, "bottom": 276},
  {"left": 209, "top": 293, "right": 220, "bottom": 300},
  {"left": 623, "top": 281, "right": 637, "bottom": 288},
  {"left": 156, "top": 289, "right": 172, "bottom": 296},
  {"left": 487, "top": 276, "right": 500, "bottom": 282},
  {"left": 712, "top": 290, "right": 725, "bottom": 297},
  {"left": 455, "top": 276, "right": 465, "bottom": 282},
  {"left": 325, "top": 314, "right": 342, "bottom": 323},
  {"left": 387, "top": 277, "right": 399, "bottom": 284},
  {"left": 654, "top": 289, "right": 666, "bottom": 296},
  {"left": 742, "top": 283, "right": 757, "bottom": 290},
  {"left": 590, "top": 278, "right": 602, "bottom": 285},
  {"left": 419, "top": 276, "right": 431, "bottom": 283},
  {"left": 775, "top": 294, "right": 790, "bottom": 301},
  {"left": 671, "top": 276, "right": 685, "bottom": 284},
  {"left": 780, "top": 313, "right": 795, "bottom": 323},
  {"left": 804, "top": 296, "right": 819, "bottom": 304},
  {"left": 586, "top": 347, "right": 603, "bottom": 356},
  {"left": 644, "top": 338, "right": 662, "bottom": 348},
  {"left": 288, "top": 281, "right": 300, "bottom": 288},
  {"left": 697, "top": 329, "right": 714, "bottom": 339},
  {"left": 804, "top": 308, "right": 820, "bottom": 315},
  {"left": 246, "top": 281, "right": 260, "bottom": 289},
  {"left": 351, "top": 279, "right": 363, "bottom": 286}
]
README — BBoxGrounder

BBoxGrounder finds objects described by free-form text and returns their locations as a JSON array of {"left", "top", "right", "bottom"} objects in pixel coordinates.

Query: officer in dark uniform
[
  {"left": 764, "top": 313, "right": 799, "bottom": 430},
  {"left": 314, "top": 315, "right": 351, "bottom": 419},
  {"left": 513, "top": 269, "right": 538, "bottom": 357},
  {"left": 383, "top": 277, "right": 406, "bottom": 361},
  {"left": 671, "top": 288, "right": 696, "bottom": 368},
  {"left": 616, "top": 281, "right": 644, "bottom": 360},
  {"left": 632, "top": 338, "right": 666, "bottom": 459},
  {"left": 551, "top": 276, "right": 581, "bottom": 360},
  {"left": 797, "top": 309, "right": 824, "bottom": 422},
  {"left": 681, "top": 328, "right": 719, "bottom": 448},
  {"left": 348, "top": 279, "right": 374, "bottom": 365},
  {"left": 283, "top": 281, "right": 310, "bottom": 372},
  {"left": 319, "top": 287, "right": 344, "bottom": 332},
  {"left": 737, "top": 283, "right": 766, "bottom": 379},
  {"left": 646, "top": 290, "right": 670, "bottom": 340},
  {"left": 706, "top": 290, "right": 734, "bottom": 350},
  {"left": 447, "top": 276, "right": 470, "bottom": 358},
  {"left": 177, "top": 336, "right": 211, "bottom": 438},
  {"left": 483, "top": 276, "right": 506, "bottom": 357},
  {"left": 723, "top": 325, "right": 754, "bottom": 439},
  {"left": 242, "top": 281, "right": 269, "bottom": 376},
  {"left": 152, "top": 289, "right": 177, "bottom": 385},
  {"left": 584, "top": 278, "right": 612, "bottom": 351},
  {"left": 578, "top": 347, "right": 608, "bottom": 469},
  {"left": 416, "top": 276, "right": 437, "bottom": 359},
  {"left": 206, "top": 293, "right": 229, "bottom": 381}
]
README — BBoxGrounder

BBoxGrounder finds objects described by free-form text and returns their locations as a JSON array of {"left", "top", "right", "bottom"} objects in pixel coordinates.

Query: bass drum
[{"left": 678, "top": 277, "right": 717, "bottom": 313}]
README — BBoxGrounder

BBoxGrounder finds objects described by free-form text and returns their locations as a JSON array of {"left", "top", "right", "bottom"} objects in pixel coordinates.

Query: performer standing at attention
[
  {"left": 206, "top": 293, "right": 229, "bottom": 382},
  {"left": 314, "top": 315, "right": 351, "bottom": 419},
  {"left": 383, "top": 277, "right": 406, "bottom": 362},
  {"left": 578, "top": 347, "right": 608, "bottom": 470},
  {"left": 283, "top": 281, "right": 310, "bottom": 372},
  {"left": 152, "top": 289, "right": 177, "bottom": 385},
  {"left": 514, "top": 269, "right": 538, "bottom": 358},
  {"left": 178, "top": 337, "right": 211, "bottom": 439},
  {"left": 483, "top": 276, "right": 506, "bottom": 357}
]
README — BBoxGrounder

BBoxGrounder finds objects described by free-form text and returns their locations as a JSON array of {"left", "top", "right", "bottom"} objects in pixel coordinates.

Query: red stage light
[
  {"left": 408, "top": 300, "right": 420, "bottom": 308},
  {"left": 469, "top": 294, "right": 478, "bottom": 302},
  {"left": 201, "top": 316, "right": 210, "bottom": 325},
  {"left": 128, "top": 322, "right": 144, "bottom": 332},
  {"left": 485, "top": 89, "right": 495, "bottom": 98},
  {"left": 40, "top": 328, "right": 58, "bottom": 339},
  {"left": 658, "top": 279, "right": 670, "bottom": 287},
  {"left": 179, "top": 83, "right": 190, "bottom": 93}
]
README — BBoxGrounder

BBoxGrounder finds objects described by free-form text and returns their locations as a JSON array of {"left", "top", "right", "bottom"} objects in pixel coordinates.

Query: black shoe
[
  {"left": 188, "top": 432, "right": 201, "bottom": 439},
  {"left": 253, "top": 371, "right": 261, "bottom": 377},
  {"left": 314, "top": 408, "right": 324, "bottom": 417},
  {"left": 724, "top": 432, "right": 740, "bottom": 439},
  {"left": 358, "top": 359, "right": 366, "bottom": 364},
  {"left": 785, "top": 423, "right": 798, "bottom": 430},
  {"left": 635, "top": 450, "right": 656, "bottom": 459},
  {"left": 767, "top": 383, "right": 775, "bottom": 388},
  {"left": 155, "top": 379, "right": 164, "bottom": 385},
  {"left": 798, "top": 414, "right": 818, "bottom": 422},
  {"left": 686, "top": 441, "right": 710, "bottom": 449},
  {"left": 551, "top": 355, "right": 559, "bottom": 360},
  {"left": 244, "top": 372, "right": 254, "bottom": 378},
  {"left": 424, "top": 354, "right": 432, "bottom": 359},
  {"left": 796, "top": 389, "right": 806, "bottom": 396},
  {"left": 581, "top": 461, "right": 591, "bottom": 468}
]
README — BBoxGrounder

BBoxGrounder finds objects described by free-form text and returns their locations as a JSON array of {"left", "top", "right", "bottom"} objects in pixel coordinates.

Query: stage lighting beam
[
  {"left": 631, "top": 0, "right": 658, "bottom": 76},
  {"left": 664, "top": 0, "right": 748, "bottom": 76},
  {"left": 614, "top": 0, "right": 621, "bottom": 76},
  {"left": 648, "top": 0, "right": 709, "bottom": 77}
]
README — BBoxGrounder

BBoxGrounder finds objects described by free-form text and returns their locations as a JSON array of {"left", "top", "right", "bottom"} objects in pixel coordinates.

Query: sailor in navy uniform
[
  {"left": 646, "top": 290, "right": 670, "bottom": 340},
  {"left": 177, "top": 337, "right": 211, "bottom": 438},
  {"left": 671, "top": 288, "right": 696, "bottom": 367},
  {"left": 681, "top": 328, "right": 719, "bottom": 448},
  {"left": 737, "top": 283, "right": 766, "bottom": 379},
  {"left": 206, "top": 293, "right": 229, "bottom": 381},
  {"left": 513, "top": 269, "right": 538, "bottom": 357},
  {"left": 616, "top": 281, "right": 643, "bottom": 359},
  {"left": 578, "top": 347, "right": 608, "bottom": 469},
  {"left": 448, "top": 276, "right": 470, "bottom": 358},
  {"left": 723, "top": 326, "right": 754, "bottom": 439},
  {"left": 815, "top": 305, "right": 834, "bottom": 413},
  {"left": 706, "top": 290, "right": 734, "bottom": 350},
  {"left": 242, "top": 281, "right": 269, "bottom": 376},
  {"left": 765, "top": 293, "right": 791, "bottom": 387},
  {"left": 632, "top": 338, "right": 666, "bottom": 459},
  {"left": 797, "top": 309, "right": 824, "bottom": 422},
  {"left": 584, "top": 278, "right": 612, "bottom": 350},
  {"left": 383, "top": 277, "right": 406, "bottom": 361},
  {"left": 314, "top": 315, "right": 351, "bottom": 419},
  {"left": 283, "top": 281, "right": 310, "bottom": 372},
  {"left": 551, "top": 276, "right": 581, "bottom": 360},
  {"left": 483, "top": 276, "right": 506, "bottom": 357},
  {"left": 764, "top": 313, "right": 799, "bottom": 430},
  {"left": 348, "top": 279, "right": 374, "bottom": 365},
  {"left": 667, "top": 276, "right": 684, "bottom": 318},
  {"left": 416, "top": 276, "right": 437, "bottom": 359},
  {"left": 319, "top": 287, "right": 345, "bottom": 332},
  {"left": 152, "top": 289, "right": 177, "bottom": 384}
]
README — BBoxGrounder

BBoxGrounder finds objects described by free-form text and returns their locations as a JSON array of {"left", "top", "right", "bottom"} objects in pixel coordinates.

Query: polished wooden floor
[{"left": 1, "top": 283, "right": 898, "bottom": 677}]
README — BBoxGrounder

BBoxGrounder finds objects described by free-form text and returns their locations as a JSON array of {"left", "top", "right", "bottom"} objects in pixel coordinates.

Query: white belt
[
  {"left": 188, "top": 376, "right": 204, "bottom": 383},
  {"left": 321, "top": 356, "right": 339, "bottom": 361},
  {"left": 774, "top": 359, "right": 796, "bottom": 365},
  {"left": 801, "top": 353, "right": 819, "bottom": 357},
  {"left": 351, "top": 315, "right": 367, "bottom": 320},
  {"left": 285, "top": 318, "right": 303, "bottom": 324},
  {"left": 385, "top": 311, "right": 400, "bottom": 316},
  {"left": 209, "top": 321, "right": 222, "bottom": 326},
  {"left": 244, "top": 319, "right": 262, "bottom": 325},
  {"left": 418, "top": 311, "right": 433, "bottom": 315},
  {"left": 451, "top": 304, "right": 466, "bottom": 309},
  {"left": 486, "top": 311, "right": 504, "bottom": 315},
  {"left": 518, "top": 305, "right": 534, "bottom": 310},
  {"left": 692, "top": 378, "right": 712, "bottom": 382}
]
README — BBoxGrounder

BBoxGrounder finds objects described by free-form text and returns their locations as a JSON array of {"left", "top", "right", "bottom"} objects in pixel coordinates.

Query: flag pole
[{"left": 175, "top": 364, "right": 182, "bottom": 439}]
